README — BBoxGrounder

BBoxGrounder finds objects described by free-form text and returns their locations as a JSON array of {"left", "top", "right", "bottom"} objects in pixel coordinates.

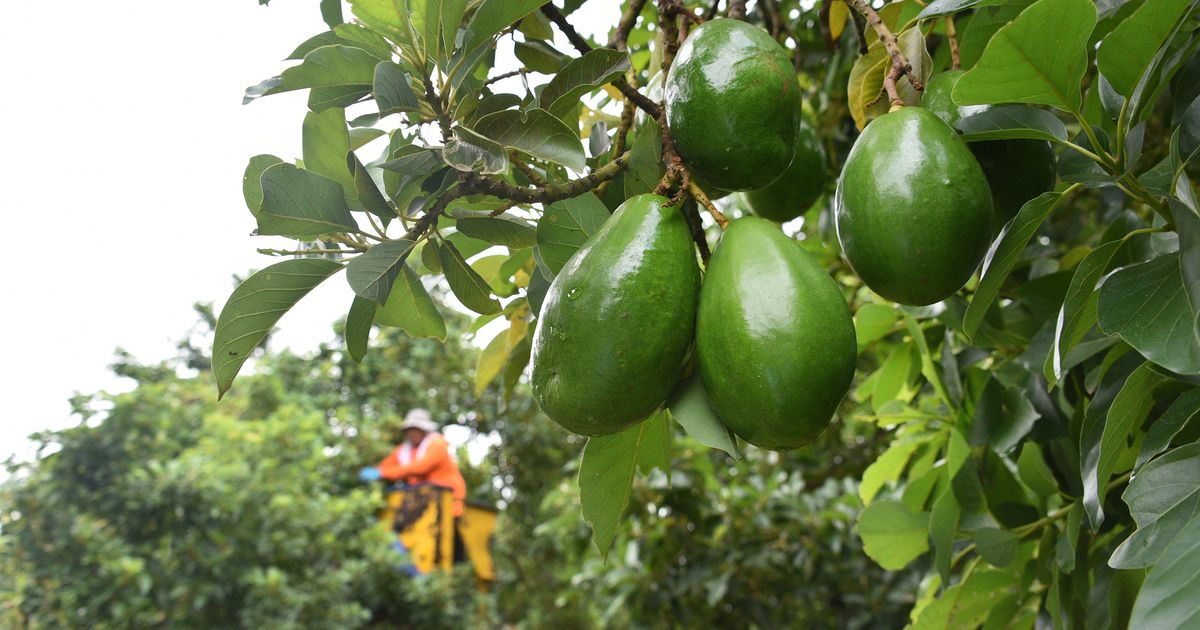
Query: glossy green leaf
[
  {"left": 257, "top": 163, "right": 360, "bottom": 238},
  {"left": 438, "top": 240, "right": 501, "bottom": 314},
  {"left": 854, "top": 303, "right": 898, "bottom": 351},
  {"left": 303, "top": 108, "right": 358, "bottom": 205},
  {"left": 1127, "top": 504, "right": 1200, "bottom": 630},
  {"left": 915, "top": 0, "right": 1007, "bottom": 19},
  {"left": 346, "top": 239, "right": 416, "bottom": 304},
  {"left": 955, "top": 105, "right": 1069, "bottom": 142},
  {"left": 953, "top": 0, "right": 1097, "bottom": 113},
  {"left": 860, "top": 438, "right": 920, "bottom": 504},
  {"left": 308, "top": 85, "right": 371, "bottom": 113},
  {"left": 968, "top": 377, "right": 1040, "bottom": 454},
  {"left": 1087, "top": 364, "right": 1167, "bottom": 525},
  {"left": 1098, "top": 253, "right": 1200, "bottom": 375},
  {"left": 463, "top": 0, "right": 546, "bottom": 53},
  {"left": 910, "top": 570, "right": 1020, "bottom": 630},
  {"left": 975, "top": 527, "right": 1019, "bottom": 568},
  {"left": 1096, "top": 0, "right": 1193, "bottom": 98},
  {"left": 929, "top": 484, "right": 961, "bottom": 584},
  {"left": 514, "top": 40, "right": 569, "bottom": 74},
  {"left": 1080, "top": 353, "right": 1146, "bottom": 528},
  {"left": 1017, "top": 442, "right": 1059, "bottom": 498},
  {"left": 212, "top": 259, "right": 344, "bottom": 398},
  {"left": 373, "top": 62, "right": 420, "bottom": 115},
  {"left": 667, "top": 372, "right": 739, "bottom": 459},
  {"left": 243, "top": 154, "right": 284, "bottom": 217},
  {"left": 535, "top": 192, "right": 610, "bottom": 275},
  {"left": 320, "top": 0, "right": 344, "bottom": 28},
  {"left": 454, "top": 214, "right": 537, "bottom": 248},
  {"left": 1111, "top": 442, "right": 1200, "bottom": 569},
  {"left": 473, "top": 108, "right": 586, "bottom": 171},
  {"left": 580, "top": 418, "right": 666, "bottom": 556},
  {"left": 244, "top": 45, "right": 378, "bottom": 103},
  {"left": 345, "top": 296, "right": 375, "bottom": 362},
  {"left": 539, "top": 49, "right": 631, "bottom": 116},
  {"left": 964, "top": 190, "right": 1070, "bottom": 339},
  {"left": 623, "top": 121, "right": 664, "bottom": 198},
  {"left": 635, "top": 411, "right": 671, "bottom": 477},
  {"left": 349, "top": 0, "right": 418, "bottom": 47},
  {"left": 1137, "top": 389, "right": 1200, "bottom": 472},
  {"left": 856, "top": 500, "right": 930, "bottom": 570},
  {"left": 380, "top": 146, "right": 445, "bottom": 176},
  {"left": 442, "top": 127, "right": 508, "bottom": 174},
  {"left": 375, "top": 263, "right": 447, "bottom": 340},
  {"left": 347, "top": 154, "right": 395, "bottom": 220},
  {"left": 1046, "top": 238, "right": 1124, "bottom": 384},
  {"left": 473, "top": 329, "right": 509, "bottom": 396}
]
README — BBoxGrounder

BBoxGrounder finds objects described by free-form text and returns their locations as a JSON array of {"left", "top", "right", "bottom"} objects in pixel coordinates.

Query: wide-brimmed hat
[{"left": 398, "top": 408, "right": 438, "bottom": 433}]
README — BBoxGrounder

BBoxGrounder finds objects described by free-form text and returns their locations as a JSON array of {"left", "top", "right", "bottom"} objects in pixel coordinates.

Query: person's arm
[
  {"left": 390, "top": 436, "right": 449, "bottom": 479},
  {"left": 377, "top": 447, "right": 407, "bottom": 480}
]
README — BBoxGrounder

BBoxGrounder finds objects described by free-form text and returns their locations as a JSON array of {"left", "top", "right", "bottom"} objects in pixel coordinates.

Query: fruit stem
[
  {"left": 845, "top": 0, "right": 921, "bottom": 106},
  {"left": 685, "top": 178, "right": 729, "bottom": 229},
  {"left": 945, "top": 16, "right": 960, "bottom": 71}
]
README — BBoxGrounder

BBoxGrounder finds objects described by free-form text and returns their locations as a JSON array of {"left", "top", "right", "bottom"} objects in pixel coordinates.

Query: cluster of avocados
[{"left": 529, "top": 19, "right": 1057, "bottom": 450}]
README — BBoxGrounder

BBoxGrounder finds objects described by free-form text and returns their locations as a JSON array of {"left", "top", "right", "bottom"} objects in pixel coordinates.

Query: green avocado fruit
[
  {"left": 922, "top": 71, "right": 1057, "bottom": 224},
  {"left": 695, "top": 217, "right": 856, "bottom": 450},
  {"left": 835, "top": 106, "right": 993, "bottom": 306},
  {"left": 665, "top": 18, "right": 800, "bottom": 191},
  {"left": 744, "top": 121, "right": 827, "bottom": 222},
  {"left": 531, "top": 193, "right": 701, "bottom": 436}
]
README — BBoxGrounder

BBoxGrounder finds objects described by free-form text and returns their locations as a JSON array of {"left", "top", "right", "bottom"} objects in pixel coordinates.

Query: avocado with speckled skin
[
  {"left": 695, "top": 217, "right": 856, "bottom": 450},
  {"left": 922, "top": 71, "right": 1057, "bottom": 224},
  {"left": 665, "top": 18, "right": 800, "bottom": 191},
  {"left": 530, "top": 194, "right": 701, "bottom": 436},
  {"left": 835, "top": 107, "right": 994, "bottom": 306},
  {"left": 745, "top": 121, "right": 827, "bottom": 222}
]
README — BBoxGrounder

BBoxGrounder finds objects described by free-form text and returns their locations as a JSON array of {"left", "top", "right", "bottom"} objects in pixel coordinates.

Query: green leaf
[
  {"left": 474, "top": 329, "right": 509, "bottom": 396},
  {"left": 968, "top": 377, "right": 1040, "bottom": 454},
  {"left": 349, "top": 0, "right": 418, "bottom": 47},
  {"left": 929, "top": 484, "right": 961, "bottom": 583},
  {"left": 1084, "top": 363, "right": 1167, "bottom": 527},
  {"left": 580, "top": 418, "right": 666, "bottom": 556},
  {"left": 856, "top": 500, "right": 930, "bottom": 570},
  {"left": 860, "top": 438, "right": 920, "bottom": 504},
  {"left": 1138, "top": 389, "right": 1200, "bottom": 472},
  {"left": 257, "top": 163, "right": 360, "bottom": 238},
  {"left": 243, "top": 154, "right": 284, "bottom": 216},
  {"left": 955, "top": 105, "right": 1069, "bottom": 142},
  {"left": 872, "top": 345, "right": 916, "bottom": 410},
  {"left": 454, "top": 214, "right": 537, "bottom": 248},
  {"left": 212, "top": 259, "right": 344, "bottom": 398},
  {"left": 635, "top": 412, "right": 671, "bottom": 477},
  {"left": 375, "top": 264, "right": 445, "bottom": 340},
  {"left": 1079, "top": 353, "right": 1145, "bottom": 528},
  {"left": 623, "top": 121, "right": 664, "bottom": 198},
  {"left": 514, "top": 40, "right": 569, "bottom": 74},
  {"left": 244, "top": 45, "right": 378, "bottom": 103},
  {"left": 373, "top": 62, "right": 420, "bottom": 116},
  {"left": 1111, "top": 442, "right": 1200, "bottom": 570},
  {"left": 846, "top": 41, "right": 891, "bottom": 131},
  {"left": 1046, "top": 238, "right": 1124, "bottom": 385},
  {"left": 320, "top": 0, "right": 344, "bottom": 28},
  {"left": 442, "top": 127, "right": 509, "bottom": 174},
  {"left": 348, "top": 127, "right": 386, "bottom": 150},
  {"left": 1127, "top": 504, "right": 1200, "bottom": 630},
  {"left": 1096, "top": 0, "right": 1194, "bottom": 98},
  {"left": 975, "top": 527, "right": 1019, "bottom": 568},
  {"left": 1017, "top": 442, "right": 1059, "bottom": 498},
  {"left": 538, "top": 49, "right": 631, "bottom": 116},
  {"left": 438, "top": 240, "right": 501, "bottom": 314},
  {"left": 910, "top": 570, "right": 1020, "bottom": 630},
  {"left": 346, "top": 239, "right": 416, "bottom": 304},
  {"left": 854, "top": 303, "right": 898, "bottom": 351},
  {"left": 380, "top": 145, "right": 445, "bottom": 177},
  {"left": 952, "top": 0, "right": 1097, "bottom": 112},
  {"left": 1098, "top": 253, "right": 1200, "bottom": 375},
  {"left": 463, "top": 0, "right": 546, "bottom": 53},
  {"left": 535, "top": 193, "right": 610, "bottom": 276},
  {"left": 964, "top": 190, "right": 1070, "bottom": 339},
  {"left": 347, "top": 154, "right": 395, "bottom": 220},
  {"left": 308, "top": 85, "right": 371, "bottom": 113},
  {"left": 303, "top": 108, "right": 358, "bottom": 205},
  {"left": 473, "top": 108, "right": 587, "bottom": 171},
  {"left": 916, "top": 0, "right": 1007, "bottom": 19},
  {"left": 345, "top": 296, "right": 375, "bottom": 362},
  {"left": 666, "top": 372, "right": 739, "bottom": 459}
]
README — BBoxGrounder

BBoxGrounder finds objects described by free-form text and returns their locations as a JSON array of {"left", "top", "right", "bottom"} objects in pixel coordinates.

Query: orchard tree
[{"left": 221, "top": 0, "right": 1200, "bottom": 627}]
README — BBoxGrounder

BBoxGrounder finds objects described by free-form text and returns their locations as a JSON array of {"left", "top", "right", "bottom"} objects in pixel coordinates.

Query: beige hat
[{"left": 399, "top": 408, "right": 438, "bottom": 433}]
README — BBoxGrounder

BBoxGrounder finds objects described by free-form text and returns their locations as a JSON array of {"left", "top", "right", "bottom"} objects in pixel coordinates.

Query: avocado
[
  {"left": 922, "top": 71, "right": 1057, "bottom": 224},
  {"left": 835, "top": 107, "right": 994, "bottom": 306},
  {"left": 665, "top": 18, "right": 800, "bottom": 191},
  {"left": 695, "top": 217, "right": 856, "bottom": 449},
  {"left": 744, "top": 121, "right": 827, "bottom": 222},
  {"left": 531, "top": 194, "right": 701, "bottom": 436}
]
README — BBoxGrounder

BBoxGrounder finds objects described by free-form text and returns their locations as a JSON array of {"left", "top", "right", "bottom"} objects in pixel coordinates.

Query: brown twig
[
  {"left": 946, "top": 16, "right": 961, "bottom": 71},
  {"left": 610, "top": 0, "right": 650, "bottom": 50},
  {"left": 704, "top": 0, "right": 721, "bottom": 20},
  {"left": 685, "top": 178, "right": 729, "bottom": 229},
  {"left": 681, "top": 200, "right": 712, "bottom": 262},
  {"left": 510, "top": 153, "right": 548, "bottom": 187},
  {"left": 845, "top": 0, "right": 920, "bottom": 106},
  {"left": 595, "top": 94, "right": 636, "bottom": 196},
  {"left": 727, "top": 0, "right": 747, "bottom": 20},
  {"left": 462, "top": 151, "right": 632, "bottom": 204},
  {"left": 818, "top": 0, "right": 834, "bottom": 50},
  {"left": 850, "top": 12, "right": 868, "bottom": 55},
  {"left": 484, "top": 69, "right": 525, "bottom": 85},
  {"left": 541, "top": 2, "right": 663, "bottom": 120}
]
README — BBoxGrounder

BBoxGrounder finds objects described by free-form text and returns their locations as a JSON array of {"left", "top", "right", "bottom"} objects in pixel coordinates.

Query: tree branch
[
  {"left": 610, "top": 0, "right": 650, "bottom": 51},
  {"left": 845, "top": 0, "right": 921, "bottom": 106},
  {"left": 727, "top": 0, "right": 747, "bottom": 20},
  {"left": 946, "top": 16, "right": 961, "bottom": 71},
  {"left": 463, "top": 151, "right": 632, "bottom": 205},
  {"left": 685, "top": 178, "right": 729, "bottom": 229}
]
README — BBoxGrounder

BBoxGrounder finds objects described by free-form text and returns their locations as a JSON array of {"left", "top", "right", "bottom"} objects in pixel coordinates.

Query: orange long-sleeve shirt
[{"left": 378, "top": 433, "right": 466, "bottom": 517}]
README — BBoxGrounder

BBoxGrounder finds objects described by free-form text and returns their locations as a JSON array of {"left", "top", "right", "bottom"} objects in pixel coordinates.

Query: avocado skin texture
[
  {"left": 695, "top": 217, "right": 856, "bottom": 450},
  {"left": 665, "top": 18, "right": 800, "bottom": 191},
  {"left": 531, "top": 194, "right": 701, "bottom": 436},
  {"left": 745, "top": 122, "right": 827, "bottom": 222},
  {"left": 922, "top": 71, "right": 1056, "bottom": 224},
  {"left": 835, "top": 107, "right": 993, "bottom": 306}
]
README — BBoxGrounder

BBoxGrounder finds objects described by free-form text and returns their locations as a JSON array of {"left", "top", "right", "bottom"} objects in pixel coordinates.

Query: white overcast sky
[{"left": 0, "top": 1, "right": 624, "bottom": 462}]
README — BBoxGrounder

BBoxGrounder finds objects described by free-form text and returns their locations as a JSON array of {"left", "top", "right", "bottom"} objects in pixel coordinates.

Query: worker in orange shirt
[{"left": 360, "top": 408, "right": 467, "bottom": 518}]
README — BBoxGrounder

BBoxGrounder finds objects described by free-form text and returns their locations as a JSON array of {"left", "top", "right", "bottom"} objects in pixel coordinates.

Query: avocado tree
[{"left": 221, "top": 0, "right": 1200, "bottom": 626}]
